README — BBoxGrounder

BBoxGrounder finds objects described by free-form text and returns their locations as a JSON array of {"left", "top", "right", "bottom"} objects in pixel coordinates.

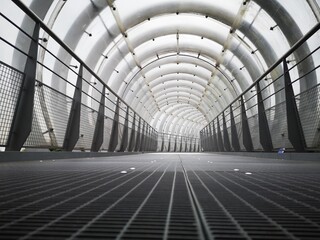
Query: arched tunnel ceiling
[{"left": 13, "top": 0, "right": 320, "bottom": 137}]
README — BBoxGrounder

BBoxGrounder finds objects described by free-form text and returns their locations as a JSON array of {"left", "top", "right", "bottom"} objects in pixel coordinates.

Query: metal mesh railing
[
  {"left": 157, "top": 133, "right": 200, "bottom": 152},
  {"left": 25, "top": 83, "right": 71, "bottom": 148},
  {"left": 0, "top": 62, "right": 24, "bottom": 146},
  {"left": 297, "top": 84, "right": 320, "bottom": 150},
  {"left": 0, "top": 9, "right": 158, "bottom": 152},
  {"left": 201, "top": 24, "right": 320, "bottom": 152}
]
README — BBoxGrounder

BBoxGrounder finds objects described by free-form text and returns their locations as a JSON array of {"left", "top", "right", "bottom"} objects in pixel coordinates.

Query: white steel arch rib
[{"left": 8, "top": 0, "right": 320, "bottom": 138}]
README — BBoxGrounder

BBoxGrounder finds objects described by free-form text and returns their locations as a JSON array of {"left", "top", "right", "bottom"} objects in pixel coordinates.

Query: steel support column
[
  {"left": 185, "top": 138, "right": 188, "bottom": 152},
  {"left": 150, "top": 129, "right": 154, "bottom": 151},
  {"left": 204, "top": 127, "right": 210, "bottom": 152},
  {"left": 146, "top": 126, "right": 151, "bottom": 151},
  {"left": 134, "top": 117, "right": 141, "bottom": 152},
  {"left": 216, "top": 117, "right": 224, "bottom": 152},
  {"left": 208, "top": 124, "right": 215, "bottom": 152},
  {"left": 108, "top": 99, "right": 120, "bottom": 152},
  {"left": 139, "top": 121, "right": 145, "bottom": 152},
  {"left": 154, "top": 131, "right": 158, "bottom": 151},
  {"left": 211, "top": 122, "right": 219, "bottom": 152},
  {"left": 6, "top": 23, "right": 40, "bottom": 151},
  {"left": 222, "top": 112, "right": 232, "bottom": 151},
  {"left": 201, "top": 130, "right": 205, "bottom": 151},
  {"left": 241, "top": 96, "right": 254, "bottom": 151},
  {"left": 205, "top": 127, "right": 211, "bottom": 151},
  {"left": 91, "top": 87, "right": 105, "bottom": 152},
  {"left": 208, "top": 123, "right": 214, "bottom": 152},
  {"left": 119, "top": 106, "right": 129, "bottom": 152},
  {"left": 128, "top": 112, "right": 136, "bottom": 152},
  {"left": 283, "top": 60, "right": 306, "bottom": 151},
  {"left": 151, "top": 129, "right": 154, "bottom": 151},
  {"left": 62, "top": 64, "right": 83, "bottom": 151},
  {"left": 145, "top": 126, "right": 149, "bottom": 152},
  {"left": 257, "top": 83, "right": 273, "bottom": 151},
  {"left": 161, "top": 134, "right": 165, "bottom": 152},
  {"left": 230, "top": 105, "right": 241, "bottom": 151}
]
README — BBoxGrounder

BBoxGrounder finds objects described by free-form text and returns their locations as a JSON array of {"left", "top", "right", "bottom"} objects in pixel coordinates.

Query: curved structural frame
[{"left": 2, "top": 0, "right": 320, "bottom": 141}]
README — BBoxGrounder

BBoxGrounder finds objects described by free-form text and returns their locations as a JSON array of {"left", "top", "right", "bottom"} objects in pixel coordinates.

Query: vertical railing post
[
  {"left": 257, "top": 82, "right": 273, "bottom": 151},
  {"left": 134, "top": 117, "right": 141, "bottom": 152},
  {"left": 154, "top": 131, "right": 158, "bottom": 151},
  {"left": 206, "top": 127, "right": 211, "bottom": 152},
  {"left": 161, "top": 134, "right": 165, "bottom": 152},
  {"left": 153, "top": 131, "right": 156, "bottom": 151},
  {"left": 119, "top": 106, "right": 129, "bottom": 152},
  {"left": 62, "top": 64, "right": 83, "bottom": 151},
  {"left": 108, "top": 98, "right": 120, "bottom": 152},
  {"left": 180, "top": 136, "right": 183, "bottom": 152},
  {"left": 202, "top": 129, "right": 206, "bottom": 151},
  {"left": 148, "top": 128, "right": 152, "bottom": 152},
  {"left": 91, "top": 87, "right": 105, "bottom": 152},
  {"left": 241, "top": 96, "right": 254, "bottom": 151},
  {"left": 128, "top": 112, "right": 136, "bottom": 152},
  {"left": 283, "top": 60, "right": 306, "bottom": 151},
  {"left": 151, "top": 129, "right": 154, "bottom": 151},
  {"left": 184, "top": 137, "right": 187, "bottom": 152},
  {"left": 230, "top": 105, "right": 241, "bottom": 151},
  {"left": 199, "top": 131, "right": 203, "bottom": 151},
  {"left": 208, "top": 124, "right": 214, "bottom": 152},
  {"left": 211, "top": 121, "right": 218, "bottom": 152},
  {"left": 145, "top": 125, "right": 149, "bottom": 152},
  {"left": 205, "top": 127, "right": 209, "bottom": 151},
  {"left": 222, "top": 112, "right": 231, "bottom": 151},
  {"left": 148, "top": 126, "right": 152, "bottom": 152},
  {"left": 150, "top": 128, "right": 155, "bottom": 151},
  {"left": 189, "top": 137, "right": 193, "bottom": 152},
  {"left": 6, "top": 23, "right": 40, "bottom": 151},
  {"left": 139, "top": 121, "right": 146, "bottom": 152},
  {"left": 216, "top": 116, "right": 224, "bottom": 151}
]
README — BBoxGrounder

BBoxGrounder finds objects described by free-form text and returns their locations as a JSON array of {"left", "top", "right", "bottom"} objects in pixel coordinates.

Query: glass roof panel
[
  {"left": 4, "top": 0, "right": 320, "bottom": 138},
  {"left": 242, "top": 2, "right": 290, "bottom": 59},
  {"left": 277, "top": 0, "right": 318, "bottom": 34},
  {"left": 51, "top": 0, "right": 91, "bottom": 40},
  {"left": 114, "top": 0, "right": 242, "bottom": 27}
]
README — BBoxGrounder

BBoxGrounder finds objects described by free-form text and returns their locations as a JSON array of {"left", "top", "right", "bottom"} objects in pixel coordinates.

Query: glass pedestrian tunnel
[{"left": 1, "top": 0, "right": 320, "bottom": 153}]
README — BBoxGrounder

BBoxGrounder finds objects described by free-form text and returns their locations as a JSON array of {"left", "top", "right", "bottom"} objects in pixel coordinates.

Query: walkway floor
[{"left": 1, "top": 153, "right": 320, "bottom": 239}]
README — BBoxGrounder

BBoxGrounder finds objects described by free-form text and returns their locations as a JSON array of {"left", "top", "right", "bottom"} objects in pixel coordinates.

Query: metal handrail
[
  {"left": 201, "top": 22, "right": 320, "bottom": 131},
  {"left": 12, "top": 0, "right": 158, "bottom": 134}
]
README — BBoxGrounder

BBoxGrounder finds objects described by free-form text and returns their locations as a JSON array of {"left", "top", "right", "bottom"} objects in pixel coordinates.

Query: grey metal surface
[{"left": 1, "top": 153, "right": 320, "bottom": 239}]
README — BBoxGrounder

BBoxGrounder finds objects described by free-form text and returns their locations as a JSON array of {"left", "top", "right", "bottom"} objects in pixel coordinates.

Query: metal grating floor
[{"left": 1, "top": 153, "right": 320, "bottom": 239}]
